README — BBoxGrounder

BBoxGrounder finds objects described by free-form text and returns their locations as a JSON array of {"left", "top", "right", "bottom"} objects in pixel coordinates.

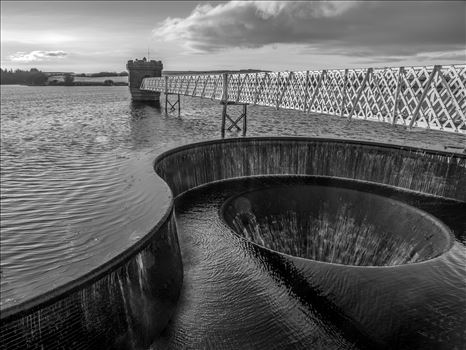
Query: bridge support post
[
  {"left": 221, "top": 101, "right": 248, "bottom": 138},
  {"left": 126, "top": 58, "right": 163, "bottom": 105},
  {"left": 165, "top": 93, "right": 181, "bottom": 116}
]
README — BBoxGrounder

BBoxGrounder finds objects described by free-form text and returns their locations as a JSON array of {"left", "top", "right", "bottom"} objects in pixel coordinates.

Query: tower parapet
[{"left": 126, "top": 58, "right": 163, "bottom": 104}]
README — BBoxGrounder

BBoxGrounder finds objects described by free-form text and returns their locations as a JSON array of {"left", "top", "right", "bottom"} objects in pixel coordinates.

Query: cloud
[
  {"left": 153, "top": 1, "right": 465, "bottom": 58},
  {"left": 9, "top": 50, "right": 68, "bottom": 62},
  {"left": 3, "top": 32, "right": 77, "bottom": 45},
  {"left": 353, "top": 50, "right": 465, "bottom": 66}
]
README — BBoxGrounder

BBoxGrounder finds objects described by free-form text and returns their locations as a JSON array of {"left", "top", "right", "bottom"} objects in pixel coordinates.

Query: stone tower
[{"left": 126, "top": 58, "right": 163, "bottom": 104}]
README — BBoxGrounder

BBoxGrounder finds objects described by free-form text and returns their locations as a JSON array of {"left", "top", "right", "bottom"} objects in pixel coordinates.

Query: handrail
[{"left": 140, "top": 65, "right": 466, "bottom": 133}]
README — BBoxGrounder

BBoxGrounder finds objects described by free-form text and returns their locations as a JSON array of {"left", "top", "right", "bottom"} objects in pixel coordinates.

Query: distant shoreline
[
  {"left": 50, "top": 81, "right": 128, "bottom": 86},
  {"left": 1, "top": 82, "right": 128, "bottom": 87},
  {"left": 164, "top": 69, "right": 270, "bottom": 75},
  {"left": 1, "top": 69, "right": 129, "bottom": 86}
]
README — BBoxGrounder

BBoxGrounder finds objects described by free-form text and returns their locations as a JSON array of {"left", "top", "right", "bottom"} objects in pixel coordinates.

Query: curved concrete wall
[
  {"left": 222, "top": 184, "right": 452, "bottom": 266},
  {"left": 0, "top": 190, "right": 183, "bottom": 349},
  {"left": 153, "top": 137, "right": 466, "bottom": 349},
  {"left": 2, "top": 137, "right": 463, "bottom": 349},
  {"left": 154, "top": 137, "right": 466, "bottom": 201}
]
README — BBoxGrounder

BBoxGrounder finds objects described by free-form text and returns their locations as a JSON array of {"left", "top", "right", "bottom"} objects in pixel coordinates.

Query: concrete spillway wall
[
  {"left": 2, "top": 137, "right": 464, "bottom": 349},
  {"left": 154, "top": 137, "right": 465, "bottom": 348},
  {"left": 0, "top": 195, "right": 183, "bottom": 349},
  {"left": 154, "top": 137, "right": 466, "bottom": 201}
]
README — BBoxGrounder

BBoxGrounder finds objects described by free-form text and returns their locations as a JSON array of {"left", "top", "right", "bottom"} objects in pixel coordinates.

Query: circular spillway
[{"left": 222, "top": 184, "right": 452, "bottom": 266}]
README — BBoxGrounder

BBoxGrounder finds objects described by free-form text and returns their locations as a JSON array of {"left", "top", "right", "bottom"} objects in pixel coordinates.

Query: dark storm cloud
[{"left": 153, "top": 1, "right": 465, "bottom": 59}]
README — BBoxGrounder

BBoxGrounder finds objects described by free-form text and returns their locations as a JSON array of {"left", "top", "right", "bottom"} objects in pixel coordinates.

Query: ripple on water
[
  {"left": 0, "top": 153, "right": 168, "bottom": 308},
  {"left": 159, "top": 176, "right": 465, "bottom": 349},
  {"left": 1, "top": 85, "right": 465, "bottom": 314}
]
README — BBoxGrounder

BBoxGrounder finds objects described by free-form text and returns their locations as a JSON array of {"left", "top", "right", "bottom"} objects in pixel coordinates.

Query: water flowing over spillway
[
  {"left": 155, "top": 176, "right": 465, "bottom": 349},
  {"left": 2, "top": 132, "right": 466, "bottom": 349},
  {"left": 150, "top": 138, "right": 466, "bottom": 349},
  {"left": 223, "top": 183, "right": 452, "bottom": 266}
]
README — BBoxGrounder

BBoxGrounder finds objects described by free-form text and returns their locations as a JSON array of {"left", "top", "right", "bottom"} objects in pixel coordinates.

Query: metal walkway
[{"left": 141, "top": 65, "right": 466, "bottom": 134}]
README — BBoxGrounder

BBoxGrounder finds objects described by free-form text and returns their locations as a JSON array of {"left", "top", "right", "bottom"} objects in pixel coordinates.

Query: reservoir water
[{"left": 1, "top": 85, "right": 465, "bottom": 347}]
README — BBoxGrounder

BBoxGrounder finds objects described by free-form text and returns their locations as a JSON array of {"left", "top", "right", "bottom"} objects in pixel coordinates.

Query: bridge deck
[{"left": 141, "top": 65, "right": 465, "bottom": 134}]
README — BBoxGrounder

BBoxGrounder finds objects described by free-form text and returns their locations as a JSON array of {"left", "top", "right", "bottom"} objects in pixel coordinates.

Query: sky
[{"left": 1, "top": 1, "right": 465, "bottom": 73}]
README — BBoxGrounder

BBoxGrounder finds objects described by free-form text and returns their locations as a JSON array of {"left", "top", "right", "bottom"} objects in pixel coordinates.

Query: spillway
[
  {"left": 1, "top": 137, "right": 465, "bottom": 349},
  {"left": 153, "top": 137, "right": 465, "bottom": 349},
  {"left": 222, "top": 182, "right": 452, "bottom": 266}
]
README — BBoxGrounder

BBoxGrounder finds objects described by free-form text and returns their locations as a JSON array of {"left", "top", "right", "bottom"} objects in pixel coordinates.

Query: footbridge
[{"left": 139, "top": 64, "right": 465, "bottom": 136}]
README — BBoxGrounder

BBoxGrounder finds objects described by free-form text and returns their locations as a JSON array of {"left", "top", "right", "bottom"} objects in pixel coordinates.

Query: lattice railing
[{"left": 140, "top": 65, "right": 466, "bottom": 133}]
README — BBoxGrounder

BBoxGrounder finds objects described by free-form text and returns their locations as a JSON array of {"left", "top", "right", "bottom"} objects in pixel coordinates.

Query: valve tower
[{"left": 126, "top": 58, "right": 163, "bottom": 104}]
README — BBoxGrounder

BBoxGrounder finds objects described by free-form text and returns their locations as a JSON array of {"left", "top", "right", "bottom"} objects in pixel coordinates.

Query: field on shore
[{"left": 48, "top": 75, "right": 128, "bottom": 83}]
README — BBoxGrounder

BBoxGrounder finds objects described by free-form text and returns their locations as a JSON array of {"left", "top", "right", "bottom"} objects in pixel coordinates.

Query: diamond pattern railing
[{"left": 140, "top": 65, "right": 466, "bottom": 133}]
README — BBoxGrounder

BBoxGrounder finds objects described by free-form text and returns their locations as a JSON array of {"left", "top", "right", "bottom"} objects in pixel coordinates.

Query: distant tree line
[
  {"left": 1, "top": 69, "right": 128, "bottom": 86},
  {"left": 74, "top": 71, "right": 128, "bottom": 77},
  {"left": 1, "top": 68, "right": 48, "bottom": 85},
  {"left": 48, "top": 74, "right": 127, "bottom": 87}
]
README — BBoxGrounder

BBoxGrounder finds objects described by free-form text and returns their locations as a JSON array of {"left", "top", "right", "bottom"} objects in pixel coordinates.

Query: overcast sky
[{"left": 1, "top": 1, "right": 464, "bottom": 73}]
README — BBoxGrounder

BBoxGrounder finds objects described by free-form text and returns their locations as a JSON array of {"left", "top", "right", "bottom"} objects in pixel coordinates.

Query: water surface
[
  {"left": 1, "top": 84, "right": 464, "bottom": 310},
  {"left": 157, "top": 176, "right": 465, "bottom": 349}
]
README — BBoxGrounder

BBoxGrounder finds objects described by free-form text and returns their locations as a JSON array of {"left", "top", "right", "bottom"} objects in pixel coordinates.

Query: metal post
[
  {"left": 222, "top": 73, "right": 228, "bottom": 103},
  {"left": 253, "top": 73, "right": 259, "bottom": 105},
  {"left": 192, "top": 75, "right": 200, "bottom": 97},
  {"left": 211, "top": 76, "right": 219, "bottom": 100},
  {"left": 221, "top": 73, "right": 228, "bottom": 138},
  {"left": 303, "top": 71, "right": 309, "bottom": 112},
  {"left": 391, "top": 67, "right": 404, "bottom": 125},
  {"left": 276, "top": 72, "right": 281, "bottom": 110},
  {"left": 221, "top": 103, "right": 227, "bottom": 138},
  {"left": 201, "top": 76, "right": 208, "bottom": 98},
  {"left": 242, "top": 104, "right": 247, "bottom": 136},
  {"left": 177, "top": 94, "right": 181, "bottom": 116},
  {"left": 164, "top": 76, "right": 168, "bottom": 115},
  {"left": 409, "top": 65, "right": 439, "bottom": 129},
  {"left": 341, "top": 69, "right": 348, "bottom": 117},
  {"left": 221, "top": 73, "right": 228, "bottom": 139}
]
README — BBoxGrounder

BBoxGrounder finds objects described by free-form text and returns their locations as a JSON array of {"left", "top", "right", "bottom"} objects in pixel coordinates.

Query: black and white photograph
[{"left": 1, "top": 1, "right": 465, "bottom": 349}]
